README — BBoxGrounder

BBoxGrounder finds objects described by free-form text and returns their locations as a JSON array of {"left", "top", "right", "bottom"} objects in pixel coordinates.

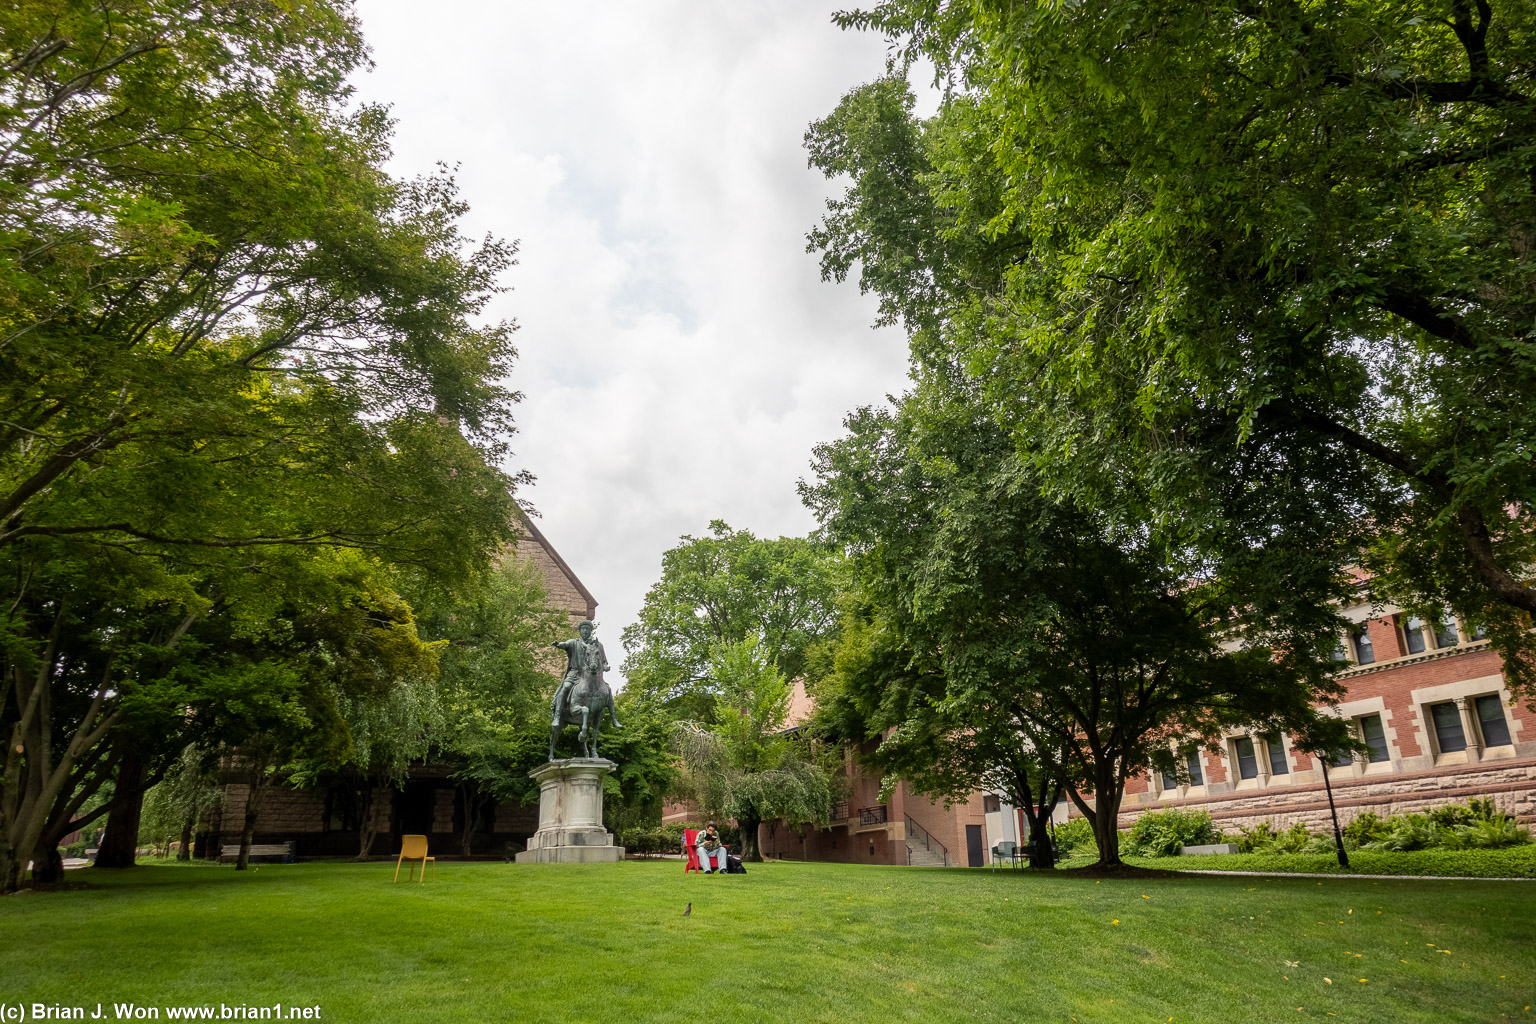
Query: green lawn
[
  {"left": 1123, "top": 844, "right": 1536, "bottom": 878},
  {"left": 3, "top": 859, "right": 1532, "bottom": 1024}
]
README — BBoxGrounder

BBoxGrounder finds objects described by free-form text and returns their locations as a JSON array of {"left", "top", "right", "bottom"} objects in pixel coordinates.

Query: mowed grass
[
  {"left": 1125, "top": 844, "right": 1536, "bottom": 878},
  {"left": 3, "top": 859, "right": 1534, "bottom": 1024}
]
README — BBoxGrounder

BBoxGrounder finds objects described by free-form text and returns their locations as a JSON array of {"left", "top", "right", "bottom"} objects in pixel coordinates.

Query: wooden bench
[{"left": 219, "top": 841, "right": 296, "bottom": 864}]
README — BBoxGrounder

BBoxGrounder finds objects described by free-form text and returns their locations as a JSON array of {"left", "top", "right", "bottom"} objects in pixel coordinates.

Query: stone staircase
[{"left": 905, "top": 839, "right": 947, "bottom": 867}]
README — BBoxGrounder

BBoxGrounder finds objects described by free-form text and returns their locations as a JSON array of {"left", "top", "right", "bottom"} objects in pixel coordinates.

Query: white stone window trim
[
  {"left": 1148, "top": 741, "right": 1207, "bottom": 800},
  {"left": 1221, "top": 731, "right": 1269, "bottom": 791},
  {"left": 1320, "top": 696, "right": 1400, "bottom": 777},
  {"left": 1410, "top": 674, "right": 1521, "bottom": 766},
  {"left": 1256, "top": 731, "right": 1294, "bottom": 786}
]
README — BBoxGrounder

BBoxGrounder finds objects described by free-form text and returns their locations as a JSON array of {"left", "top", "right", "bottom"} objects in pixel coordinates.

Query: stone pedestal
[{"left": 514, "top": 758, "right": 625, "bottom": 864}]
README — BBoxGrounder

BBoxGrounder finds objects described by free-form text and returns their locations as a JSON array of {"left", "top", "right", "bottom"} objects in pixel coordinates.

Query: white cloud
[{"left": 352, "top": 0, "right": 918, "bottom": 681}]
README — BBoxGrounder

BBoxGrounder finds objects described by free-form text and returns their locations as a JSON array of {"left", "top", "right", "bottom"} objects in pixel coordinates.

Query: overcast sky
[{"left": 350, "top": 2, "right": 925, "bottom": 682}]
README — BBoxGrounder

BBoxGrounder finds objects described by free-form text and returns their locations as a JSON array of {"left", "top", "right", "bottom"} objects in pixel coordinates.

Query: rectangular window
[
  {"left": 1263, "top": 733, "right": 1288, "bottom": 775},
  {"left": 1160, "top": 768, "right": 1177, "bottom": 790},
  {"left": 1475, "top": 694, "right": 1512, "bottom": 747},
  {"left": 1470, "top": 622, "right": 1488, "bottom": 641},
  {"left": 1430, "top": 701, "right": 1467, "bottom": 753},
  {"left": 1330, "top": 638, "right": 1350, "bottom": 662},
  {"left": 1353, "top": 629, "right": 1375, "bottom": 664},
  {"left": 1234, "top": 736, "right": 1259, "bottom": 780},
  {"left": 1331, "top": 746, "right": 1354, "bottom": 768},
  {"left": 1403, "top": 616, "right": 1427, "bottom": 654},
  {"left": 1186, "top": 751, "right": 1204, "bottom": 787},
  {"left": 983, "top": 794, "right": 1001, "bottom": 813},
  {"left": 1359, "top": 714, "right": 1390, "bottom": 763},
  {"left": 1434, "top": 615, "right": 1459, "bottom": 648}
]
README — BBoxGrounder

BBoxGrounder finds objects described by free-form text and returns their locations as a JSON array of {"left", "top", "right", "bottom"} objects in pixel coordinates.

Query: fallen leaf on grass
[{"left": 1324, "top": 978, "right": 1332, "bottom": 985}]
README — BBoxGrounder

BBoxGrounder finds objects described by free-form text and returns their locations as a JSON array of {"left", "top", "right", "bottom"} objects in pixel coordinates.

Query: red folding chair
[{"left": 683, "top": 828, "right": 701, "bottom": 873}]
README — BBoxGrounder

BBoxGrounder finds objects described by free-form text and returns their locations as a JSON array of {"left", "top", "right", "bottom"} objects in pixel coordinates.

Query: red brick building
[
  {"left": 204, "top": 522, "right": 597, "bottom": 858},
  {"left": 1114, "top": 596, "right": 1535, "bottom": 832},
  {"left": 668, "top": 681, "right": 990, "bottom": 867},
  {"left": 748, "top": 595, "right": 1535, "bottom": 866}
]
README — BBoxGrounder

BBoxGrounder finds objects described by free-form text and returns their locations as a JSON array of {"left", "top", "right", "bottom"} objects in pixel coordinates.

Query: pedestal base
[{"left": 513, "top": 757, "right": 626, "bottom": 865}]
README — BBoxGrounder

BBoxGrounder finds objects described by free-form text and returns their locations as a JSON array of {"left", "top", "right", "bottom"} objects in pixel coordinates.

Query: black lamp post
[{"left": 1320, "top": 757, "right": 1350, "bottom": 868}]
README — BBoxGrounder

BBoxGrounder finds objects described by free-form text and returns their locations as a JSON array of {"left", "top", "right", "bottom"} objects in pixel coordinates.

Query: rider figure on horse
[{"left": 549, "top": 620, "right": 616, "bottom": 759}]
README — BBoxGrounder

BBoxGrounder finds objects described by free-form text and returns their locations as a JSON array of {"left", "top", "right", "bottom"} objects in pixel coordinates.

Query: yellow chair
[{"left": 394, "top": 834, "right": 435, "bottom": 882}]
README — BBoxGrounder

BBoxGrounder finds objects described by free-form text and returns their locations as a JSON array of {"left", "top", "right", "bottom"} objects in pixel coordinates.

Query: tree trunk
[
  {"left": 356, "top": 785, "right": 377, "bottom": 860},
  {"left": 1087, "top": 775, "right": 1124, "bottom": 868},
  {"left": 177, "top": 816, "right": 193, "bottom": 862},
  {"left": 95, "top": 755, "right": 146, "bottom": 869},
  {"left": 236, "top": 798, "right": 257, "bottom": 871},
  {"left": 29, "top": 840, "right": 64, "bottom": 883},
  {"left": 738, "top": 815, "right": 762, "bottom": 862},
  {"left": 457, "top": 784, "right": 480, "bottom": 857},
  {"left": 1025, "top": 815, "right": 1055, "bottom": 870},
  {"left": 236, "top": 761, "right": 269, "bottom": 871}
]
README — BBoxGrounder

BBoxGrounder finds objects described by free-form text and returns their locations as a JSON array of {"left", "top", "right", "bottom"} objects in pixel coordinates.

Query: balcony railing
[
  {"left": 829, "top": 801, "right": 849, "bottom": 821},
  {"left": 857, "top": 804, "right": 889, "bottom": 828}
]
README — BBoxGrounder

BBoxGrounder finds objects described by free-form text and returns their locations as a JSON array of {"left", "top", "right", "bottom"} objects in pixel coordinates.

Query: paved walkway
[{"left": 1175, "top": 868, "right": 1531, "bottom": 881}]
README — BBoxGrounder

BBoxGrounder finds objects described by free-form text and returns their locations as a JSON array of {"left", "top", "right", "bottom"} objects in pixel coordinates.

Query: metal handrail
[
  {"left": 857, "top": 804, "right": 888, "bottom": 827},
  {"left": 905, "top": 815, "right": 949, "bottom": 867},
  {"left": 829, "top": 801, "right": 849, "bottom": 821}
]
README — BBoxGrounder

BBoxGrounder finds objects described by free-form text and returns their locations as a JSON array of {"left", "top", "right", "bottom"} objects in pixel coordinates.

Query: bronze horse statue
[{"left": 549, "top": 623, "right": 621, "bottom": 759}]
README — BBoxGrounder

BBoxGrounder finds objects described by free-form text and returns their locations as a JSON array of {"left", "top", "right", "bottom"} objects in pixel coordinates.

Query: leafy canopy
[
  {"left": 622, "top": 521, "right": 840, "bottom": 721},
  {"left": 805, "top": 368, "right": 1347, "bottom": 866},
  {"left": 809, "top": 0, "right": 1536, "bottom": 696}
]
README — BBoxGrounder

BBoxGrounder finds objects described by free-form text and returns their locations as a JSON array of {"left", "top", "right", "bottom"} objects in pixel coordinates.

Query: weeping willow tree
[
  {"left": 671, "top": 636, "right": 835, "bottom": 861},
  {"left": 138, "top": 745, "right": 224, "bottom": 861}
]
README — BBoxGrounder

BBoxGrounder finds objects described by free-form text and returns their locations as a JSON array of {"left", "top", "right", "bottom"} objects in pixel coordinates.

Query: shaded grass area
[
  {"left": 1124, "top": 844, "right": 1536, "bottom": 878},
  {"left": 3, "top": 860, "right": 1534, "bottom": 1024}
]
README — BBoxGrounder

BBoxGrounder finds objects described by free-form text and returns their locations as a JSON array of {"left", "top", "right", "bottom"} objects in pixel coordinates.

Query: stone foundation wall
[
  {"left": 1115, "top": 757, "right": 1536, "bottom": 833},
  {"left": 219, "top": 783, "right": 327, "bottom": 834}
]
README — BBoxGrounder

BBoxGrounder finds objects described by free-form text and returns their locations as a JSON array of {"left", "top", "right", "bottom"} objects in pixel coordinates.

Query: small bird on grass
[{"left": 683, "top": 902, "right": 692, "bottom": 917}]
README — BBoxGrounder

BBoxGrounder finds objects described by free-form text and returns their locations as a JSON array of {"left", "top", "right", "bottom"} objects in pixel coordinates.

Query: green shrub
[
  {"left": 1236, "top": 821, "right": 1311, "bottom": 854},
  {"left": 1124, "top": 808, "right": 1220, "bottom": 858},
  {"left": 1363, "top": 813, "right": 1439, "bottom": 852},
  {"left": 1343, "top": 811, "right": 1390, "bottom": 847},
  {"left": 1272, "top": 822, "right": 1310, "bottom": 853},
  {"left": 1235, "top": 821, "right": 1276, "bottom": 854},
  {"left": 1448, "top": 815, "right": 1530, "bottom": 850},
  {"left": 1467, "top": 797, "right": 1500, "bottom": 821},
  {"left": 1301, "top": 833, "right": 1340, "bottom": 855},
  {"left": 1052, "top": 817, "right": 1096, "bottom": 856},
  {"left": 59, "top": 839, "right": 88, "bottom": 858},
  {"left": 1428, "top": 804, "right": 1474, "bottom": 829}
]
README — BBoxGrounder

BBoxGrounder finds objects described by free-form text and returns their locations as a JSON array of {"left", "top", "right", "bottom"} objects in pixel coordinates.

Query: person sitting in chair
[{"left": 697, "top": 822, "right": 727, "bottom": 874}]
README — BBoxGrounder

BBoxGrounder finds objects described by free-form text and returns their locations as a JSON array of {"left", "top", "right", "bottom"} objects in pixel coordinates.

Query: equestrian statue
[{"left": 549, "top": 619, "right": 621, "bottom": 760}]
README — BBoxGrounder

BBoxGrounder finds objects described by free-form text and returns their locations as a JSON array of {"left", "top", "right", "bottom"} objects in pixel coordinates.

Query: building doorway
[
  {"left": 966, "top": 824, "right": 984, "bottom": 867},
  {"left": 396, "top": 781, "right": 436, "bottom": 840}
]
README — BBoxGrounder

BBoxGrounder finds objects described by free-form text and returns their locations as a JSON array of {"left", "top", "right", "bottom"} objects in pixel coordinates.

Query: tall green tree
[
  {"left": 0, "top": 2, "right": 529, "bottom": 889},
  {"left": 810, "top": 0, "right": 1536, "bottom": 696},
  {"left": 805, "top": 370, "right": 1347, "bottom": 867},
  {"left": 671, "top": 635, "right": 835, "bottom": 862},
  {"left": 622, "top": 521, "right": 840, "bottom": 721},
  {"left": 415, "top": 556, "right": 567, "bottom": 856}
]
